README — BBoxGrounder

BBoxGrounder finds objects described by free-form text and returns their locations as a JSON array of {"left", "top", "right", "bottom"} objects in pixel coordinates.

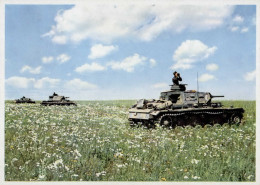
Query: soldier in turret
[{"left": 172, "top": 71, "right": 182, "bottom": 85}]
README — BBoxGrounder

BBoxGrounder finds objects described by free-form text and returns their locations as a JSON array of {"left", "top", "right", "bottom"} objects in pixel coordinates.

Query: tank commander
[{"left": 172, "top": 71, "right": 182, "bottom": 85}]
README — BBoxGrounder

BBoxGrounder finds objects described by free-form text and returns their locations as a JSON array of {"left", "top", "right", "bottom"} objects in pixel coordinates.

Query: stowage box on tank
[
  {"left": 15, "top": 96, "right": 35, "bottom": 104},
  {"left": 129, "top": 83, "right": 244, "bottom": 128},
  {"left": 41, "top": 92, "right": 77, "bottom": 106}
]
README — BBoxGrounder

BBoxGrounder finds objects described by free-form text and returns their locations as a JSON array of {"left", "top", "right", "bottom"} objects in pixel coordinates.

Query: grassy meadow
[{"left": 5, "top": 100, "right": 255, "bottom": 181}]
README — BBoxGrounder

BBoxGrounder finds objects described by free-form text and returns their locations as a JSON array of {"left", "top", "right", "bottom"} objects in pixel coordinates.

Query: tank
[
  {"left": 41, "top": 92, "right": 77, "bottom": 106},
  {"left": 15, "top": 96, "right": 35, "bottom": 104},
  {"left": 129, "top": 84, "right": 244, "bottom": 128}
]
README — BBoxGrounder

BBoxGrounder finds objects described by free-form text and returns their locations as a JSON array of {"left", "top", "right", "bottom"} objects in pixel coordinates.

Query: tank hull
[{"left": 129, "top": 107, "right": 244, "bottom": 127}]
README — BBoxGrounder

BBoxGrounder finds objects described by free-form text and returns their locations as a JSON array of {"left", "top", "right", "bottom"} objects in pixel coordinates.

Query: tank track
[
  {"left": 131, "top": 109, "right": 243, "bottom": 128},
  {"left": 41, "top": 102, "right": 76, "bottom": 106}
]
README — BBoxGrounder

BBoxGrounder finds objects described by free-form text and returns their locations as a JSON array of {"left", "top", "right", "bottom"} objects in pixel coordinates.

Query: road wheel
[
  {"left": 159, "top": 115, "right": 172, "bottom": 127},
  {"left": 231, "top": 114, "right": 242, "bottom": 125}
]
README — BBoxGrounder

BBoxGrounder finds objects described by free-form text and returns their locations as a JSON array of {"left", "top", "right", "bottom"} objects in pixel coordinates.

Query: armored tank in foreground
[
  {"left": 15, "top": 96, "right": 35, "bottom": 104},
  {"left": 129, "top": 84, "right": 244, "bottom": 128},
  {"left": 41, "top": 92, "right": 77, "bottom": 106}
]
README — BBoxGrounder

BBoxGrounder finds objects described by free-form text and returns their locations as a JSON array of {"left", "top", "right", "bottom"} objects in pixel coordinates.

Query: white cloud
[
  {"left": 57, "top": 54, "right": 71, "bottom": 63},
  {"left": 171, "top": 63, "right": 192, "bottom": 70},
  {"left": 230, "top": 26, "right": 239, "bottom": 32},
  {"left": 42, "top": 56, "right": 54, "bottom": 64},
  {"left": 171, "top": 40, "right": 217, "bottom": 70},
  {"left": 52, "top": 35, "right": 67, "bottom": 44},
  {"left": 88, "top": 44, "right": 118, "bottom": 59},
  {"left": 198, "top": 73, "right": 215, "bottom": 82},
  {"left": 151, "top": 82, "right": 168, "bottom": 89},
  {"left": 149, "top": 58, "right": 156, "bottom": 67},
  {"left": 5, "top": 76, "right": 60, "bottom": 89},
  {"left": 108, "top": 53, "right": 147, "bottom": 72},
  {"left": 75, "top": 62, "right": 106, "bottom": 73},
  {"left": 43, "top": 3, "right": 234, "bottom": 44},
  {"left": 65, "top": 78, "right": 97, "bottom": 90},
  {"left": 232, "top": 15, "right": 244, "bottom": 23},
  {"left": 34, "top": 77, "right": 60, "bottom": 89},
  {"left": 241, "top": 27, "right": 249, "bottom": 33},
  {"left": 6, "top": 76, "right": 35, "bottom": 88},
  {"left": 244, "top": 70, "right": 256, "bottom": 81},
  {"left": 206, "top": 63, "right": 219, "bottom": 71},
  {"left": 20, "top": 65, "right": 42, "bottom": 74}
]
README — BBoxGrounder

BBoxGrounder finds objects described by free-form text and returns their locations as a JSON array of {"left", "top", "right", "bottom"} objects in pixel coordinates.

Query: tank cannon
[{"left": 129, "top": 82, "right": 244, "bottom": 128}]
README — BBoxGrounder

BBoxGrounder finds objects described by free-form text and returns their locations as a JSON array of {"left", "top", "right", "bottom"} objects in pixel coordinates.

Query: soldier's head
[{"left": 173, "top": 71, "right": 178, "bottom": 77}]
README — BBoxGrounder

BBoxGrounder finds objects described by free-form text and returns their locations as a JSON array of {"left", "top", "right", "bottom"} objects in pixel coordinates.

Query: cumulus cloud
[
  {"left": 20, "top": 65, "right": 42, "bottom": 74},
  {"left": 75, "top": 62, "right": 106, "bottom": 73},
  {"left": 230, "top": 26, "right": 239, "bottom": 32},
  {"left": 149, "top": 58, "right": 156, "bottom": 67},
  {"left": 198, "top": 73, "right": 215, "bottom": 82},
  {"left": 108, "top": 53, "right": 147, "bottom": 72},
  {"left": 241, "top": 27, "right": 249, "bottom": 33},
  {"left": 151, "top": 82, "right": 168, "bottom": 89},
  {"left": 88, "top": 44, "right": 118, "bottom": 59},
  {"left": 65, "top": 78, "right": 97, "bottom": 90},
  {"left": 206, "top": 63, "right": 219, "bottom": 71},
  {"left": 42, "top": 56, "right": 54, "bottom": 64},
  {"left": 229, "top": 15, "right": 250, "bottom": 33},
  {"left": 232, "top": 15, "right": 244, "bottom": 23},
  {"left": 6, "top": 76, "right": 35, "bottom": 88},
  {"left": 52, "top": 35, "right": 67, "bottom": 44},
  {"left": 57, "top": 54, "right": 71, "bottom": 63},
  {"left": 34, "top": 77, "right": 60, "bottom": 89},
  {"left": 43, "top": 2, "right": 234, "bottom": 44},
  {"left": 171, "top": 40, "right": 217, "bottom": 70},
  {"left": 6, "top": 76, "right": 60, "bottom": 89},
  {"left": 244, "top": 70, "right": 256, "bottom": 81}
]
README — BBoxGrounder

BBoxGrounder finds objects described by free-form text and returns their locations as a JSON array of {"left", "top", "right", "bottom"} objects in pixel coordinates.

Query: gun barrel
[{"left": 211, "top": 95, "right": 224, "bottom": 98}]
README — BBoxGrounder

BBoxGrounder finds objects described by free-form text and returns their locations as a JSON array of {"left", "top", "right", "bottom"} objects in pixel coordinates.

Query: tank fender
[{"left": 150, "top": 111, "right": 161, "bottom": 116}]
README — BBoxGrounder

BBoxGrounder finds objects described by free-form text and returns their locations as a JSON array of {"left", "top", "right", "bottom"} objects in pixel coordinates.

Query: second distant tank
[
  {"left": 15, "top": 96, "right": 35, "bottom": 104},
  {"left": 41, "top": 92, "right": 77, "bottom": 106}
]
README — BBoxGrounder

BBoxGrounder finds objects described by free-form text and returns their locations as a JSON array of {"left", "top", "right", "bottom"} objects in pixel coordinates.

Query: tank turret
[
  {"left": 129, "top": 81, "right": 244, "bottom": 128},
  {"left": 41, "top": 92, "right": 77, "bottom": 106}
]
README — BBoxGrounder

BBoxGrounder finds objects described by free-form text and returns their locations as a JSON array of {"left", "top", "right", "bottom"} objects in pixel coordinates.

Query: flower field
[{"left": 5, "top": 100, "right": 255, "bottom": 181}]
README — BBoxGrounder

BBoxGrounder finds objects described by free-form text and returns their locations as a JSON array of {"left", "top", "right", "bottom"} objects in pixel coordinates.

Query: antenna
[
  {"left": 197, "top": 72, "right": 199, "bottom": 106},
  {"left": 197, "top": 72, "right": 199, "bottom": 92}
]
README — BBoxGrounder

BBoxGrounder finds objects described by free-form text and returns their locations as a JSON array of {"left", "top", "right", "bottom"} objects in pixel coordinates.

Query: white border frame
[{"left": 0, "top": 0, "right": 259, "bottom": 185}]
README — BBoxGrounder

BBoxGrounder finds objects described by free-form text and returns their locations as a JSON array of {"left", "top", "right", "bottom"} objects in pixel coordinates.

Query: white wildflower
[
  {"left": 191, "top": 159, "right": 200, "bottom": 164},
  {"left": 192, "top": 175, "right": 201, "bottom": 180},
  {"left": 96, "top": 171, "right": 106, "bottom": 177},
  {"left": 11, "top": 158, "right": 18, "bottom": 163},
  {"left": 37, "top": 174, "right": 46, "bottom": 180}
]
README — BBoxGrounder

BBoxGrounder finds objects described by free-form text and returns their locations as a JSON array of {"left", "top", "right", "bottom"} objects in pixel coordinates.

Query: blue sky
[{"left": 5, "top": 3, "right": 256, "bottom": 100}]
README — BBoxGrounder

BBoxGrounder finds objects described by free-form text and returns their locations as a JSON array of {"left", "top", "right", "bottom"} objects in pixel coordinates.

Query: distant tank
[
  {"left": 129, "top": 83, "right": 244, "bottom": 128},
  {"left": 41, "top": 92, "right": 77, "bottom": 106},
  {"left": 15, "top": 96, "right": 35, "bottom": 104}
]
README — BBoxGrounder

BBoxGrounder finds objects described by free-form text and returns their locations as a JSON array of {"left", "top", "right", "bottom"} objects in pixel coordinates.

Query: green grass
[{"left": 5, "top": 100, "right": 255, "bottom": 181}]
